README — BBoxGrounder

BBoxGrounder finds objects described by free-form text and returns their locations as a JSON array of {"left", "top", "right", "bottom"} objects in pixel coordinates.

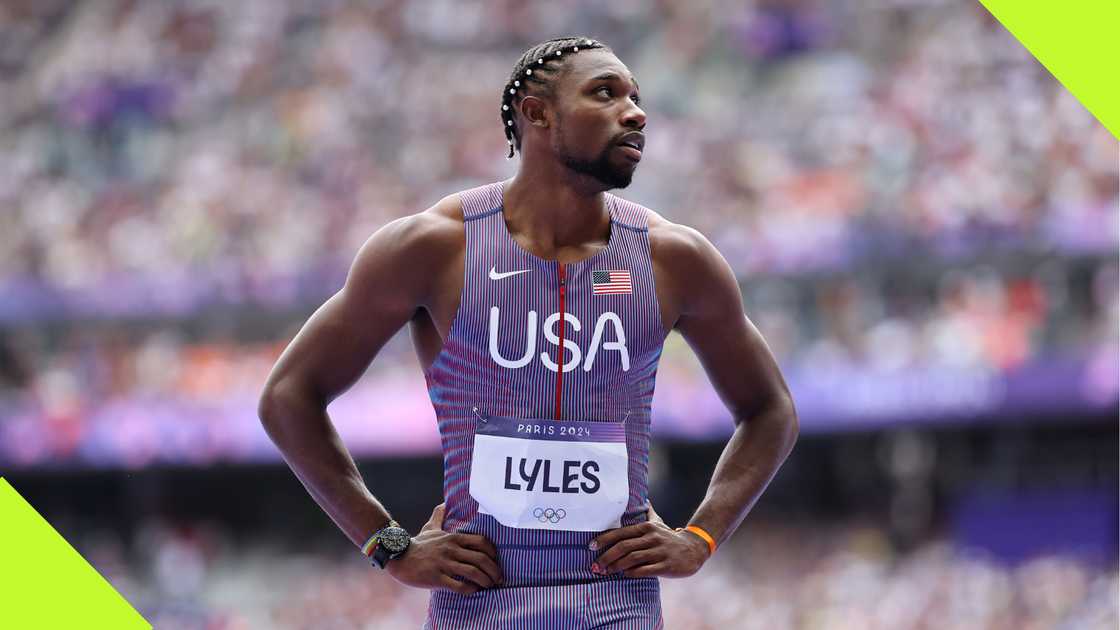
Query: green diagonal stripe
[
  {"left": 977, "top": 0, "right": 1120, "bottom": 139},
  {"left": 0, "top": 478, "right": 150, "bottom": 629}
]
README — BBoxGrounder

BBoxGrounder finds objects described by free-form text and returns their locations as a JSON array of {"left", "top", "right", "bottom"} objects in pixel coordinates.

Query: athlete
[{"left": 259, "top": 37, "right": 799, "bottom": 628}]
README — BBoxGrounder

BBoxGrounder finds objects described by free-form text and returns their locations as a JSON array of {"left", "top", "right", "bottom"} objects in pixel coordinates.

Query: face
[{"left": 548, "top": 50, "right": 647, "bottom": 190}]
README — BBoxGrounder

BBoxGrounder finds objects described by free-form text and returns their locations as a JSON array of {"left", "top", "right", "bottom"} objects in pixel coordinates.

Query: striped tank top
[{"left": 422, "top": 180, "right": 666, "bottom": 596}]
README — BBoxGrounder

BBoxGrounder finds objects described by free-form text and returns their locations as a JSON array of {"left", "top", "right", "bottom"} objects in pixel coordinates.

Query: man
[{"left": 259, "top": 36, "right": 798, "bottom": 628}]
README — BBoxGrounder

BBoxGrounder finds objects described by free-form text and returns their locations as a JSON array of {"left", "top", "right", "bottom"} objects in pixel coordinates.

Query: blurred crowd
[
  {"left": 0, "top": 0, "right": 1115, "bottom": 312},
  {"left": 0, "top": 0, "right": 1117, "bottom": 465},
  {"left": 80, "top": 517, "right": 1118, "bottom": 629},
  {"left": 1, "top": 255, "right": 1116, "bottom": 467},
  {"left": 3, "top": 2, "right": 1115, "bottom": 626}
]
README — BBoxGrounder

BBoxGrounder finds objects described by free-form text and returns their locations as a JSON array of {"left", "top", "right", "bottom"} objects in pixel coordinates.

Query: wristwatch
[{"left": 368, "top": 520, "right": 411, "bottom": 570}]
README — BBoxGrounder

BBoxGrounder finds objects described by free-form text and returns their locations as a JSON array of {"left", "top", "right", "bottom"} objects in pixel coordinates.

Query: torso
[{"left": 407, "top": 192, "right": 683, "bottom": 372}]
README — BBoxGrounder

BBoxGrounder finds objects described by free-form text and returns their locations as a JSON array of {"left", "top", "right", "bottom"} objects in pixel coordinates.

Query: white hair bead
[
  {"left": 514, "top": 80, "right": 520, "bottom": 86},
  {"left": 526, "top": 69, "right": 532, "bottom": 75},
  {"left": 507, "top": 120, "right": 513, "bottom": 126},
  {"left": 538, "top": 58, "right": 543, "bottom": 63},
  {"left": 573, "top": 46, "right": 579, "bottom": 52},
  {"left": 556, "top": 50, "right": 562, "bottom": 56},
  {"left": 509, "top": 88, "right": 515, "bottom": 94},
  {"left": 502, "top": 104, "right": 509, "bottom": 111}
]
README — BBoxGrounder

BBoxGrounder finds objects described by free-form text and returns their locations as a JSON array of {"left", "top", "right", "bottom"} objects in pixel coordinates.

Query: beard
[{"left": 554, "top": 120, "right": 635, "bottom": 190}]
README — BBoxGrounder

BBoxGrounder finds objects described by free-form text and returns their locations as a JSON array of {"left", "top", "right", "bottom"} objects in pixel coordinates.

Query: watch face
[{"left": 379, "top": 527, "right": 410, "bottom": 554}]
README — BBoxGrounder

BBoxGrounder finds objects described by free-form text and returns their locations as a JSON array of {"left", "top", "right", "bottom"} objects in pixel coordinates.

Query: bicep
[
  {"left": 263, "top": 216, "right": 432, "bottom": 405},
  {"left": 673, "top": 232, "right": 791, "bottom": 420}
]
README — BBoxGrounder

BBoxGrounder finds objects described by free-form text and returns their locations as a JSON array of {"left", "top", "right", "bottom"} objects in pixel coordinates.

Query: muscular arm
[
  {"left": 593, "top": 223, "right": 798, "bottom": 577},
  {"left": 260, "top": 200, "right": 502, "bottom": 594},
  {"left": 257, "top": 210, "right": 441, "bottom": 547},
  {"left": 671, "top": 226, "right": 799, "bottom": 547}
]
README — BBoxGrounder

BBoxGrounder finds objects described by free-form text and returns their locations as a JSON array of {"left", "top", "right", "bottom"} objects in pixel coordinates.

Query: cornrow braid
[{"left": 501, "top": 36, "right": 609, "bottom": 159}]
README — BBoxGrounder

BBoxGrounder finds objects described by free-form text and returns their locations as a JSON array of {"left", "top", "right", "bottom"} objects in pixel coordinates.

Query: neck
[{"left": 502, "top": 158, "right": 612, "bottom": 260}]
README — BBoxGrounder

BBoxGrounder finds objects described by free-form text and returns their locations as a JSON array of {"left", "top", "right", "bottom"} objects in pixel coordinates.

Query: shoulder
[
  {"left": 644, "top": 207, "right": 722, "bottom": 275},
  {"left": 607, "top": 194, "right": 713, "bottom": 264},
  {"left": 357, "top": 193, "right": 462, "bottom": 259},
  {"left": 643, "top": 207, "right": 739, "bottom": 322},
  {"left": 414, "top": 192, "right": 466, "bottom": 247},
  {"left": 400, "top": 192, "right": 465, "bottom": 244},
  {"left": 345, "top": 193, "right": 464, "bottom": 300}
]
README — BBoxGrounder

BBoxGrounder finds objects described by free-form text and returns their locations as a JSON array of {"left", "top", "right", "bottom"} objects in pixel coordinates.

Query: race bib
[{"left": 468, "top": 415, "right": 629, "bottom": 531}]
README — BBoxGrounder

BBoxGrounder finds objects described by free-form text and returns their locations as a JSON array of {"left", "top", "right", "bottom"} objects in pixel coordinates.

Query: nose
[{"left": 621, "top": 101, "right": 646, "bottom": 130}]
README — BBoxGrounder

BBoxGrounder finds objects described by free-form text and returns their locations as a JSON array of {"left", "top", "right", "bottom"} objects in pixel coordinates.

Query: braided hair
[{"left": 500, "top": 37, "right": 610, "bottom": 159}]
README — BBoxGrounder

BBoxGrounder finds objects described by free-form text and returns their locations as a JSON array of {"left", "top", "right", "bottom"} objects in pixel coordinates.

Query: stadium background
[{"left": 0, "top": 0, "right": 1116, "bottom": 628}]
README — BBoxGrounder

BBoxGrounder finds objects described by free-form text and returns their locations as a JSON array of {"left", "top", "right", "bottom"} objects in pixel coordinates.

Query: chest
[{"left": 412, "top": 249, "right": 678, "bottom": 373}]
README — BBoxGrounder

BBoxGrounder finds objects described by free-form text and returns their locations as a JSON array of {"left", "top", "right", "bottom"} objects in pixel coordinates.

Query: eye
[{"left": 595, "top": 84, "right": 641, "bottom": 105}]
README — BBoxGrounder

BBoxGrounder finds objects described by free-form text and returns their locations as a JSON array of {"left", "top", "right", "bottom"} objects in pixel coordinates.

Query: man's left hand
[{"left": 589, "top": 503, "right": 710, "bottom": 578}]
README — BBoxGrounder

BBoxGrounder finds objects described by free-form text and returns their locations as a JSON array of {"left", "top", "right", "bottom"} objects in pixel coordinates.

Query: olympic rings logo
[{"left": 532, "top": 507, "right": 567, "bottom": 523}]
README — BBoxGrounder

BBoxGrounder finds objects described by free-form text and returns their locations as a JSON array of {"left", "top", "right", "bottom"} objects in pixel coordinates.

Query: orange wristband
[{"left": 676, "top": 525, "right": 717, "bottom": 556}]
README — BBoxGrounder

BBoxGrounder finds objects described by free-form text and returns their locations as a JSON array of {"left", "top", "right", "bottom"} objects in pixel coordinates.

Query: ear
[{"left": 519, "top": 95, "right": 551, "bottom": 129}]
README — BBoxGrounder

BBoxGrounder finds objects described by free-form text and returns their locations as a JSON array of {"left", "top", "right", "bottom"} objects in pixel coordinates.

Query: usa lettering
[
  {"left": 488, "top": 307, "right": 630, "bottom": 372},
  {"left": 503, "top": 457, "right": 601, "bottom": 494}
]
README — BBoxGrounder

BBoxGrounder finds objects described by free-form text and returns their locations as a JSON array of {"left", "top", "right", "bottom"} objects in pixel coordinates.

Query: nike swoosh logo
[{"left": 489, "top": 266, "right": 531, "bottom": 280}]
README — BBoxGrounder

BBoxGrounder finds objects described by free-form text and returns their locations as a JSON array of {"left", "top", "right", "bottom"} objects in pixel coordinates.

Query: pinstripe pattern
[{"left": 422, "top": 180, "right": 666, "bottom": 629}]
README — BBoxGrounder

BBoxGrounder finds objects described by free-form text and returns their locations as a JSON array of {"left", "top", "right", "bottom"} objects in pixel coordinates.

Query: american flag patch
[{"left": 592, "top": 270, "right": 632, "bottom": 295}]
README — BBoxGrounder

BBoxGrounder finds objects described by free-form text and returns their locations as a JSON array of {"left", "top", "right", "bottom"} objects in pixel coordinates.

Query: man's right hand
[{"left": 386, "top": 503, "right": 504, "bottom": 595}]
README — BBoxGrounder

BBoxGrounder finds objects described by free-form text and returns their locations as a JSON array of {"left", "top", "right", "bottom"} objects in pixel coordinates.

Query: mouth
[
  {"left": 616, "top": 133, "right": 645, "bottom": 161},
  {"left": 616, "top": 144, "right": 642, "bottom": 161}
]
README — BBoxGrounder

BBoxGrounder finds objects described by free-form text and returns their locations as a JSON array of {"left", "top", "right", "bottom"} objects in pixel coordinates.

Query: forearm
[
  {"left": 686, "top": 397, "right": 798, "bottom": 547},
  {"left": 259, "top": 386, "right": 392, "bottom": 548}
]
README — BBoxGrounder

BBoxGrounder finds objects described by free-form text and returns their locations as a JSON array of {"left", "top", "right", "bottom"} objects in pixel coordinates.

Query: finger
[
  {"left": 597, "top": 537, "right": 657, "bottom": 573},
  {"left": 454, "top": 547, "right": 504, "bottom": 585},
  {"left": 624, "top": 562, "right": 670, "bottom": 578},
  {"left": 448, "top": 560, "right": 495, "bottom": 589},
  {"left": 456, "top": 533, "right": 499, "bottom": 560},
  {"left": 590, "top": 522, "right": 650, "bottom": 553},
  {"left": 613, "top": 548, "right": 662, "bottom": 573},
  {"left": 439, "top": 574, "right": 479, "bottom": 596},
  {"left": 421, "top": 503, "right": 447, "bottom": 533}
]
